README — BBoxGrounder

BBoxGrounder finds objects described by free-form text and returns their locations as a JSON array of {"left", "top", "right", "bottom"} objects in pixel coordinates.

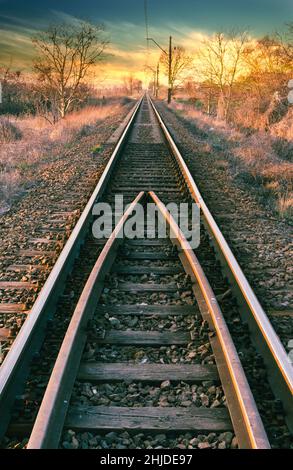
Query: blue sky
[
  {"left": 0, "top": 0, "right": 292, "bottom": 82},
  {"left": 0, "top": 0, "right": 292, "bottom": 32}
]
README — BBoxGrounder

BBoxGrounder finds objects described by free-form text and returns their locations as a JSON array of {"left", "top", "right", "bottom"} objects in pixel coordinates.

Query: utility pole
[
  {"left": 145, "top": 65, "right": 158, "bottom": 97},
  {"left": 146, "top": 36, "right": 173, "bottom": 103},
  {"left": 168, "top": 36, "right": 172, "bottom": 104},
  {"left": 156, "top": 62, "right": 159, "bottom": 98}
]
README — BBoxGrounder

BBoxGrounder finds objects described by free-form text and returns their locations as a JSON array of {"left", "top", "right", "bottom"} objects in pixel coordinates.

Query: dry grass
[
  {"left": 270, "top": 108, "right": 293, "bottom": 141},
  {"left": 0, "top": 117, "right": 22, "bottom": 143},
  {"left": 49, "top": 103, "right": 123, "bottom": 142},
  {"left": 171, "top": 101, "right": 243, "bottom": 141},
  {"left": 214, "top": 159, "right": 229, "bottom": 170},
  {"left": 0, "top": 102, "right": 125, "bottom": 213},
  {"left": 170, "top": 101, "right": 293, "bottom": 219},
  {"left": 277, "top": 194, "right": 293, "bottom": 218}
]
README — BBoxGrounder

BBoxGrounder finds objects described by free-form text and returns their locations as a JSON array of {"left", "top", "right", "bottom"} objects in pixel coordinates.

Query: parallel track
[{"left": 0, "top": 95, "right": 292, "bottom": 449}]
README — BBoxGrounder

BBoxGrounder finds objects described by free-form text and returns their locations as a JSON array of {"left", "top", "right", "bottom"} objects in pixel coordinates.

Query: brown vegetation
[
  {"left": 0, "top": 18, "right": 292, "bottom": 219},
  {"left": 32, "top": 21, "right": 109, "bottom": 121},
  {"left": 159, "top": 23, "right": 292, "bottom": 219},
  {"left": 169, "top": 100, "right": 292, "bottom": 219},
  {"left": 0, "top": 118, "right": 22, "bottom": 143},
  {"left": 0, "top": 100, "right": 126, "bottom": 213},
  {"left": 160, "top": 46, "right": 193, "bottom": 98},
  {"left": 122, "top": 75, "right": 143, "bottom": 96},
  {"left": 177, "top": 23, "right": 293, "bottom": 130},
  {"left": 197, "top": 30, "right": 249, "bottom": 120}
]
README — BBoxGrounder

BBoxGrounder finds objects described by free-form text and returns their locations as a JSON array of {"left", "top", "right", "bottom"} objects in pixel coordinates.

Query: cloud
[
  {"left": 0, "top": 10, "right": 259, "bottom": 86},
  {"left": 49, "top": 9, "right": 87, "bottom": 26},
  {"left": 0, "top": 28, "right": 36, "bottom": 67}
]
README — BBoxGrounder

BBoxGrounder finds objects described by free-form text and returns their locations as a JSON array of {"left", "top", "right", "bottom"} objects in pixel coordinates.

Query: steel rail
[
  {"left": 0, "top": 96, "right": 144, "bottom": 440},
  {"left": 27, "top": 192, "right": 145, "bottom": 449},
  {"left": 149, "top": 191, "right": 270, "bottom": 449},
  {"left": 149, "top": 95, "right": 293, "bottom": 431},
  {"left": 1, "top": 93, "right": 291, "bottom": 447},
  {"left": 28, "top": 191, "right": 269, "bottom": 449}
]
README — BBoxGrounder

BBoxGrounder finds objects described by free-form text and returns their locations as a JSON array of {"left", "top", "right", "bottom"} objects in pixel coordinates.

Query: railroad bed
[{"left": 0, "top": 96, "right": 292, "bottom": 450}]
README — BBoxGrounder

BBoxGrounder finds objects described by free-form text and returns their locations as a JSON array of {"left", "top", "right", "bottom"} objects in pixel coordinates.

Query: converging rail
[
  {"left": 149, "top": 97, "right": 293, "bottom": 430},
  {"left": 27, "top": 192, "right": 269, "bottom": 449},
  {"left": 0, "top": 96, "right": 143, "bottom": 439},
  {"left": 0, "top": 94, "right": 292, "bottom": 449}
]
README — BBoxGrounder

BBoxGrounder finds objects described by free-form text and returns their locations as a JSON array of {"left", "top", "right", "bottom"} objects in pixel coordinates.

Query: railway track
[{"left": 0, "top": 95, "right": 292, "bottom": 449}]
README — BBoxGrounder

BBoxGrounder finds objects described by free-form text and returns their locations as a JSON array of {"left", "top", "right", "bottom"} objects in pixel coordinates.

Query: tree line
[
  {"left": 1, "top": 21, "right": 112, "bottom": 122},
  {"left": 156, "top": 23, "right": 292, "bottom": 128},
  {"left": 0, "top": 20, "right": 292, "bottom": 128}
]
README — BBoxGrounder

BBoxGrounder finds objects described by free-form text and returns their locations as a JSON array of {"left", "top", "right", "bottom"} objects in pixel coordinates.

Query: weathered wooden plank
[
  {"left": 52, "top": 203, "right": 75, "bottom": 209},
  {"left": 88, "top": 239, "right": 107, "bottom": 246},
  {"left": 115, "top": 174, "right": 176, "bottom": 179},
  {"left": 51, "top": 211, "right": 77, "bottom": 217},
  {"left": 47, "top": 219, "right": 70, "bottom": 224},
  {"left": 6, "top": 264, "right": 47, "bottom": 272},
  {"left": 98, "top": 305, "right": 196, "bottom": 317},
  {"left": 112, "top": 265, "right": 182, "bottom": 275},
  {"left": 112, "top": 185, "right": 180, "bottom": 189},
  {"left": 78, "top": 363, "right": 219, "bottom": 383},
  {"left": 19, "top": 250, "right": 55, "bottom": 257},
  {"left": 65, "top": 406, "right": 232, "bottom": 432},
  {"left": 125, "top": 240, "right": 170, "bottom": 246},
  {"left": 117, "top": 182, "right": 177, "bottom": 187},
  {"left": 120, "top": 252, "right": 177, "bottom": 260},
  {"left": 0, "top": 303, "right": 27, "bottom": 313},
  {"left": 112, "top": 187, "right": 181, "bottom": 193},
  {"left": 0, "top": 328, "right": 10, "bottom": 341},
  {"left": 37, "top": 228, "right": 66, "bottom": 233},
  {"left": 30, "top": 238, "right": 55, "bottom": 244},
  {"left": 114, "top": 283, "right": 186, "bottom": 293},
  {"left": 268, "top": 309, "right": 293, "bottom": 318},
  {"left": 0, "top": 282, "right": 36, "bottom": 290},
  {"left": 97, "top": 330, "right": 190, "bottom": 346}
]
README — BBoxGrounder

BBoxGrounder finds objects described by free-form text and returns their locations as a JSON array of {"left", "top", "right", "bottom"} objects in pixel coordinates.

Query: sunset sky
[{"left": 0, "top": 0, "right": 292, "bottom": 85}]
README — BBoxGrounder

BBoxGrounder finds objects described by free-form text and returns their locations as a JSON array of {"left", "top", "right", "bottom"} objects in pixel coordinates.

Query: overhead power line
[
  {"left": 144, "top": 0, "right": 150, "bottom": 84},
  {"left": 144, "top": 0, "right": 150, "bottom": 46}
]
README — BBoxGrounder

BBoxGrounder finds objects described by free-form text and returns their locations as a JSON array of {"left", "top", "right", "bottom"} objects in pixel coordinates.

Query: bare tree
[
  {"left": 133, "top": 78, "right": 143, "bottom": 94},
  {"left": 0, "top": 61, "right": 22, "bottom": 87},
  {"left": 244, "top": 35, "right": 290, "bottom": 77},
  {"left": 32, "top": 21, "right": 108, "bottom": 120},
  {"left": 123, "top": 74, "right": 135, "bottom": 96},
  {"left": 243, "top": 35, "right": 290, "bottom": 118},
  {"left": 123, "top": 75, "right": 142, "bottom": 96},
  {"left": 0, "top": 65, "right": 35, "bottom": 115},
  {"left": 160, "top": 46, "right": 193, "bottom": 98},
  {"left": 276, "top": 22, "right": 293, "bottom": 62},
  {"left": 198, "top": 31, "right": 248, "bottom": 120}
]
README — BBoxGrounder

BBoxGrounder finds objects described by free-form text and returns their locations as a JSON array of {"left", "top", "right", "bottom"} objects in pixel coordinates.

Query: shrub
[
  {"left": 92, "top": 144, "right": 103, "bottom": 155},
  {"left": 76, "top": 124, "right": 94, "bottom": 138},
  {"left": 0, "top": 118, "right": 22, "bottom": 143},
  {"left": 272, "top": 138, "right": 293, "bottom": 162},
  {"left": 169, "top": 101, "right": 292, "bottom": 219},
  {"left": 277, "top": 194, "right": 293, "bottom": 220},
  {"left": 120, "top": 97, "right": 133, "bottom": 106}
]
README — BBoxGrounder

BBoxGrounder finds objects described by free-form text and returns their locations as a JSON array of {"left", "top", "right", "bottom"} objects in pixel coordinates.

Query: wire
[
  {"left": 144, "top": 0, "right": 150, "bottom": 85},
  {"left": 144, "top": 0, "right": 150, "bottom": 45}
]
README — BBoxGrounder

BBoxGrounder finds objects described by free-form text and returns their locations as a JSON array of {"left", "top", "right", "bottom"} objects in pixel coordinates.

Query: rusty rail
[
  {"left": 149, "top": 95, "right": 293, "bottom": 432},
  {"left": 27, "top": 192, "right": 145, "bottom": 449},
  {"left": 0, "top": 97, "right": 143, "bottom": 440},
  {"left": 149, "top": 191, "right": 270, "bottom": 449}
]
